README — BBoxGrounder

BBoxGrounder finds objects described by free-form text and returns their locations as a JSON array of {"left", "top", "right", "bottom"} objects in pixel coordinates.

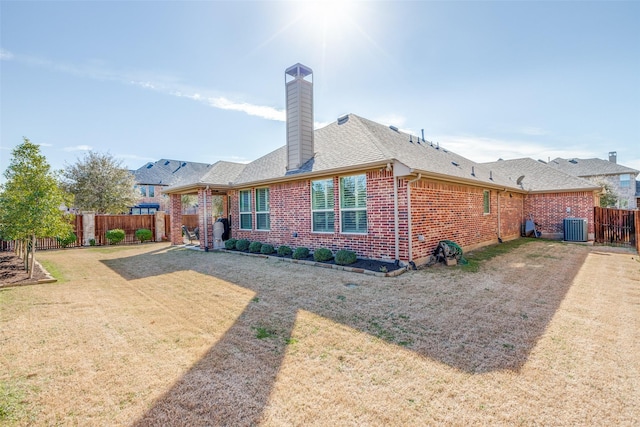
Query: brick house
[
  {"left": 546, "top": 152, "right": 639, "bottom": 209},
  {"left": 164, "top": 63, "right": 600, "bottom": 265},
  {"left": 131, "top": 159, "right": 211, "bottom": 213}
]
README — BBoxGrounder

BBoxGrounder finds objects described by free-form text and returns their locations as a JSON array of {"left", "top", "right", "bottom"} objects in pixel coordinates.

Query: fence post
[
  {"left": 82, "top": 212, "right": 95, "bottom": 246},
  {"left": 155, "top": 211, "right": 165, "bottom": 242}
]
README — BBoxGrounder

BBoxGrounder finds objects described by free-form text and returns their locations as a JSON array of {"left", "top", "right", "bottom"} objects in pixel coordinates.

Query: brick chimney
[
  {"left": 285, "top": 63, "right": 314, "bottom": 171},
  {"left": 608, "top": 151, "right": 617, "bottom": 163}
]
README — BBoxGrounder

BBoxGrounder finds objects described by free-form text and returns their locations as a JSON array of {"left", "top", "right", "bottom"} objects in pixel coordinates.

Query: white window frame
[
  {"left": 339, "top": 174, "right": 367, "bottom": 234},
  {"left": 239, "top": 189, "right": 252, "bottom": 230},
  {"left": 311, "top": 178, "right": 335, "bottom": 233},
  {"left": 255, "top": 187, "right": 270, "bottom": 231}
]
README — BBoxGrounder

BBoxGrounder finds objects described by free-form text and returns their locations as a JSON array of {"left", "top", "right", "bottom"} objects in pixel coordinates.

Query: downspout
[
  {"left": 203, "top": 186, "right": 209, "bottom": 250},
  {"left": 406, "top": 173, "right": 422, "bottom": 264}
]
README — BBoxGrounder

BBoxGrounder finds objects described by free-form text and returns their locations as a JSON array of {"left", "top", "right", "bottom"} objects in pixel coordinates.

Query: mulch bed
[
  {"left": 0, "top": 253, "right": 49, "bottom": 286},
  {"left": 226, "top": 249, "right": 403, "bottom": 273}
]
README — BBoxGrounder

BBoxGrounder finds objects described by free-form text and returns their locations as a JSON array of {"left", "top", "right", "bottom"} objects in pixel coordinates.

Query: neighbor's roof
[
  {"left": 483, "top": 158, "right": 600, "bottom": 193},
  {"left": 132, "top": 159, "right": 212, "bottom": 186},
  {"left": 548, "top": 157, "right": 639, "bottom": 177}
]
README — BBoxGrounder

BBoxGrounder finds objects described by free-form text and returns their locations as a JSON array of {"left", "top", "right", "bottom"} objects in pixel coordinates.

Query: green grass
[
  {"left": 0, "top": 381, "right": 29, "bottom": 424},
  {"left": 37, "top": 259, "right": 66, "bottom": 283},
  {"left": 461, "top": 238, "right": 536, "bottom": 272},
  {"left": 255, "top": 327, "right": 276, "bottom": 339}
]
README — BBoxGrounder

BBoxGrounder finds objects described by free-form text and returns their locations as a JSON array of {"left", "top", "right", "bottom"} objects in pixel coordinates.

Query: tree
[
  {"left": 62, "top": 151, "right": 138, "bottom": 214},
  {"left": 0, "top": 138, "right": 73, "bottom": 278},
  {"left": 594, "top": 177, "right": 618, "bottom": 208}
]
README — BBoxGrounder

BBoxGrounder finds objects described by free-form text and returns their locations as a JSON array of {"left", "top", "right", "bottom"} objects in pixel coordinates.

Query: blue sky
[{"left": 1, "top": 0, "right": 639, "bottom": 182}]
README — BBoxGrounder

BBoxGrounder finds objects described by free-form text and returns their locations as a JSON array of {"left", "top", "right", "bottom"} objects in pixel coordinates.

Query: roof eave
[{"left": 408, "top": 168, "right": 526, "bottom": 193}]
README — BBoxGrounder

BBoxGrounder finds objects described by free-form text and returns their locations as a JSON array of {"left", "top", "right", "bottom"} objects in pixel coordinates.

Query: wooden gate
[{"left": 594, "top": 207, "right": 637, "bottom": 250}]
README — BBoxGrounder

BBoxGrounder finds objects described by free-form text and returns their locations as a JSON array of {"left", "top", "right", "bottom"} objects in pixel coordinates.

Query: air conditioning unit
[{"left": 563, "top": 218, "right": 588, "bottom": 242}]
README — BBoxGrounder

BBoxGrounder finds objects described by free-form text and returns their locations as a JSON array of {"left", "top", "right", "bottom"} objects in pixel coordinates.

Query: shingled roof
[
  {"left": 165, "top": 114, "right": 604, "bottom": 195},
  {"left": 132, "top": 159, "right": 213, "bottom": 186},
  {"left": 482, "top": 158, "right": 600, "bottom": 193},
  {"left": 216, "top": 114, "right": 519, "bottom": 190},
  {"left": 547, "top": 157, "right": 639, "bottom": 177}
]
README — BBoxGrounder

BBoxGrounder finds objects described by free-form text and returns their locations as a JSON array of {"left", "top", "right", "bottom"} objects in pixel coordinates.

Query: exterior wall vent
[
  {"left": 563, "top": 218, "right": 588, "bottom": 242},
  {"left": 337, "top": 114, "right": 349, "bottom": 125},
  {"left": 285, "top": 63, "right": 314, "bottom": 171},
  {"left": 389, "top": 125, "right": 399, "bottom": 132}
]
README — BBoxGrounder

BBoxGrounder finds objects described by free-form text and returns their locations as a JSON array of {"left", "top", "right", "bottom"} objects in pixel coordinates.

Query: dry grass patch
[{"left": 1, "top": 241, "right": 638, "bottom": 425}]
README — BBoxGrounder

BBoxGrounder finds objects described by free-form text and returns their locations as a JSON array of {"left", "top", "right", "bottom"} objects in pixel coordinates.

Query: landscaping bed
[{"left": 0, "top": 254, "right": 49, "bottom": 287}]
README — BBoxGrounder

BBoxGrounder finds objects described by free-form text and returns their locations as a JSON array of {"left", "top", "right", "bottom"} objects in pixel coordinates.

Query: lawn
[{"left": 1, "top": 241, "right": 638, "bottom": 425}]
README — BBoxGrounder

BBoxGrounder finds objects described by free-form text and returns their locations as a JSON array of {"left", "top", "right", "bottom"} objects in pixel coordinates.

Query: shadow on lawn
[{"left": 99, "top": 242, "right": 589, "bottom": 425}]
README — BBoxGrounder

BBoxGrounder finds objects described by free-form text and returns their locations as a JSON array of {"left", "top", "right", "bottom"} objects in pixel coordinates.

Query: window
[
  {"left": 312, "top": 179, "right": 335, "bottom": 232},
  {"left": 483, "top": 190, "right": 490, "bottom": 214},
  {"left": 239, "top": 190, "right": 252, "bottom": 230},
  {"left": 340, "top": 175, "right": 367, "bottom": 233},
  {"left": 148, "top": 186, "right": 155, "bottom": 197},
  {"left": 620, "top": 174, "right": 630, "bottom": 188},
  {"left": 255, "top": 188, "right": 270, "bottom": 230}
]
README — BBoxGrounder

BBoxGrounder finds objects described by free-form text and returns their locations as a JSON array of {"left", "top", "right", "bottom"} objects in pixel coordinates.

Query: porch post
[
  {"left": 170, "top": 194, "right": 183, "bottom": 245},
  {"left": 198, "top": 187, "right": 214, "bottom": 250}
]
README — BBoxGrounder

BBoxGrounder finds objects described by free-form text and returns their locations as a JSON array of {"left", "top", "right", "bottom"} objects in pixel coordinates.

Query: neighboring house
[
  {"left": 164, "top": 63, "right": 600, "bottom": 265},
  {"left": 131, "top": 159, "right": 211, "bottom": 213},
  {"left": 547, "top": 153, "right": 639, "bottom": 209}
]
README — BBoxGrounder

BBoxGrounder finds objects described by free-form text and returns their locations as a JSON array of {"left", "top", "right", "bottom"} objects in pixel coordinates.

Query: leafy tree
[
  {"left": 594, "top": 178, "right": 618, "bottom": 208},
  {"left": 62, "top": 151, "right": 137, "bottom": 214},
  {"left": 0, "top": 138, "right": 73, "bottom": 278}
]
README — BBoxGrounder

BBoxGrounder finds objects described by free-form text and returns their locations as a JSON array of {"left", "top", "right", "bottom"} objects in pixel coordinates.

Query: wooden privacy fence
[
  {"left": 163, "top": 214, "right": 199, "bottom": 239},
  {"left": 594, "top": 207, "right": 638, "bottom": 251},
  {"left": 0, "top": 215, "right": 83, "bottom": 252},
  {"left": 94, "top": 214, "right": 156, "bottom": 246}
]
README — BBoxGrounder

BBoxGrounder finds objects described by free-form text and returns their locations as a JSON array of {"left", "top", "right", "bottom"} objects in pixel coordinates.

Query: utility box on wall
[{"left": 563, "top": 218, "right": 588, "bottom": 242}]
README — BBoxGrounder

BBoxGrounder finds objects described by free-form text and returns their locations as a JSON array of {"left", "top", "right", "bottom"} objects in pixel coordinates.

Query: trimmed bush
[
  {"left": 106, "top": 229, "right": 125, "bottom": 245},
  {"left": 56, "top": 232, "right": 77, "bottom": 248},
  {"left": 313, "top": 248, "right": 333, "bottom": 262},
  {"left": 235, "top": 239, "right": 250, "bottom": 251},
  {"left": 292, "top": 247, "right": 310, "bottom": 260},
  {"left": 135, "top": 228, "right": 153, "bottom": 243},
  {"left": 225, "top": 238, "right": 238, "bottom": 250},
  {"left": 277, "top": 245, "right": 293, "bottom": 256},
  {"left": 335, "top": 249, "right": 357, "bottom": 265},
  {"left": 89, "top": 238, "right": 96, "bottom": 246},
  {"left": 249, "top": 241, "right": 263, "bottom": 253},
  {"left": 261, "top": 244, "right": 275, "bottom": 255}
]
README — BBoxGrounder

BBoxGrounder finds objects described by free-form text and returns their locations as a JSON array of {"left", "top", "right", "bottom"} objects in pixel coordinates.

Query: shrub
[
  {"left": 335, "top": 249, "right": 357, "bottom": 265},
  {"left": 235, "top": 239, "right": 250, "bottom": 251},
  {"left": 292, "top": 247, "right": 310, "bottom": 260},
  {"left": 225, "top": 238, "right": 238, "bottom": 250},
  {"left": 313, "top": 248, "right": 333, "bottom": 262},
  {"left": 249, "top": 241, "right": 263, "bottom": 253},
  {"left": 277, "top": 245, "right": 292, "bottom": 256},
  {"left": 106, "top": 229, "right": 125, "bottom": 245},
  {"left": 89, "top": 238, "right": 96, "bottom": 246},
  {"left": 261, "top": 244, "right": 275, "bottom": 255},
  {"left": 56, "top": 232, "right": 77, "bottom": 248},
  {"left": 135, "top": 228, "right": 153, "bottom": 243}
]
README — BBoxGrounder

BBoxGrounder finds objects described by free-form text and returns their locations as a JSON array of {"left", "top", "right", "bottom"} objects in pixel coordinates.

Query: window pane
[
  {"left": 340, "top": 175, "right": 366, "bottom": 209},
  {"left": 240, "top": 213, "right": 252, "bottom": 229},
  {"left": 313, "top": 211, "right": 334, "bottom": 233},
  {"left": 140, "top": 186, "right": 147, "bottom": 197},
  {"left": 148, "top": 186, "right": 155, "bottom": 197},
  {"left": 483, "top": 191, "right": 490, "bottom": 214},
  {"left": 256, "top": 213, "right": 270, "bottom": 230},
  {"left": 341, "top": 210, "right": 367, "bottom": 233},
  {"left": 312, "top": 179, "right": 334, "bottom": 210},
  {"left": 256, "top": 188, "right": 269, "bottom": 212},
  {"left": 239, "top": 190, "right": 251, "bottom": 212}
]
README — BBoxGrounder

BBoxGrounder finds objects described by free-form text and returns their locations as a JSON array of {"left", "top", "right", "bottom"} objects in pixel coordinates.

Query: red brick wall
[
  {"left": 524, "top": 192, "right": 596, "bottom": 236},
  {"left": 169, "top": 194, "right": 183, "bottom": 245},
  {"left": 407, "top": 180, "right": 520, "bottom": 262},
  {"left": 197, "top": 188, "right": 214, "bottom": 249},
  {"left": 229, "top": 170, "right": 399, "bottom": 261}
]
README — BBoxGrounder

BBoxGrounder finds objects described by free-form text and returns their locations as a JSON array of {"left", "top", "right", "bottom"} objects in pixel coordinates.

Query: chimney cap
[{"left": 285, "top": 63, "right": 313, "bottom": 79}]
